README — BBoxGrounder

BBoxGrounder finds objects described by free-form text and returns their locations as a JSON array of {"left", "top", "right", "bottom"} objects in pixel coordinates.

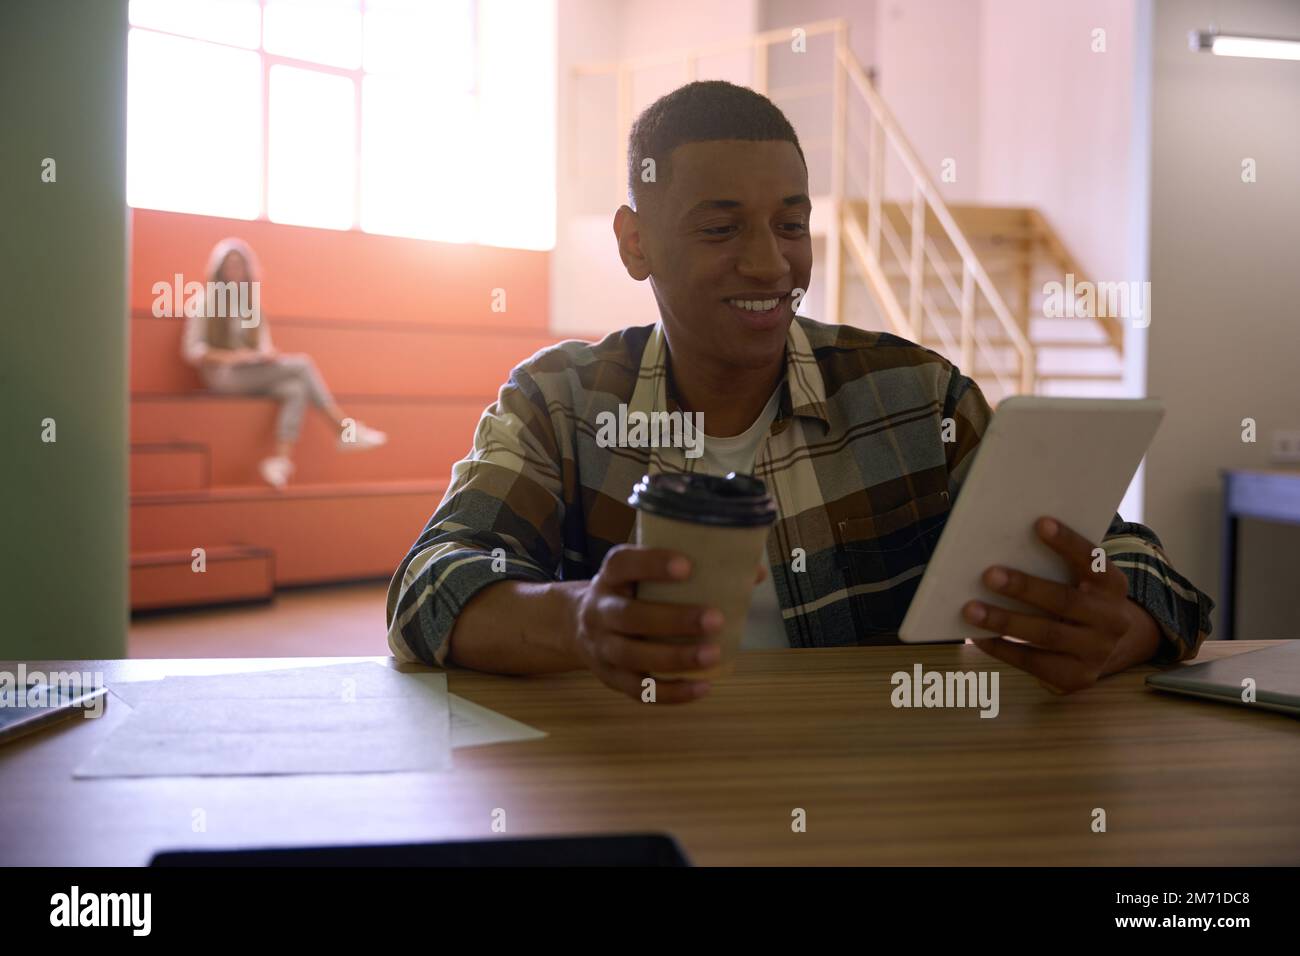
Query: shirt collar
[
  {"left": 629, "top": 318, "right": 831, "bottom": 430},
  {"left": 781, "top": 316, "right": 831, "bottom": 427}
]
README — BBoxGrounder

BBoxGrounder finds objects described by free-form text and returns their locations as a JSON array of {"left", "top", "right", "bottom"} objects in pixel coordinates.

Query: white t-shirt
[{"left": 694, "top": 387, "right": 788, "bottom": 649}]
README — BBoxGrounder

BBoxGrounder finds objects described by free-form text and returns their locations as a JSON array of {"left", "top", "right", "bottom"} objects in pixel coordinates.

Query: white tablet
[{"left": 898, "top": 396, "right": 1165, "bottom": 644}]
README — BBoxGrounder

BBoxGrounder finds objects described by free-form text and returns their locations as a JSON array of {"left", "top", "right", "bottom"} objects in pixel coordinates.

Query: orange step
[
  {"left": 130, "top": 314, "right": 561, "bottom": 398},
  {"left": 131, "top": 395, "right": 486, "bottom": 486},
  {"left": 130, "top": 442, "right": 208, "bottom": 493},
  {"left": 130, "top": 480, "right": 446, "bottom": 586},
  {"left": 131, "top": 545, "right": 274, "bottom": 611},
  {"left": 130, "top": 207, "right": 550, "bottom": 330}
]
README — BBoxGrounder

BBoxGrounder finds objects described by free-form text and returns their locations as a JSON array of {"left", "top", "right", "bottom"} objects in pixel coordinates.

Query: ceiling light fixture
[{"left": 1190, "top": 29, "right": 1300, "bottom": 61}]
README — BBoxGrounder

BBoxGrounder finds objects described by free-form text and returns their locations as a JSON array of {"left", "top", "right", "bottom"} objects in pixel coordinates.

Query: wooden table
[
  {"left": 1221, "top": 468, "right": 1300, "bottom": 639},
  {"left": 2, "top": 641, "right": 1297, "bottom": 866}
]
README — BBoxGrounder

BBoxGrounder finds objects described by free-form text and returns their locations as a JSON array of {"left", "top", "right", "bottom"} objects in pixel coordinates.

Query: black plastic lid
[{"left": 627, "top": 472, "right": 777, "bottom": 527}]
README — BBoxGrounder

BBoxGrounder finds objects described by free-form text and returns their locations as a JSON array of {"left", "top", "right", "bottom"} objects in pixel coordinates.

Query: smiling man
[{"left": 386, "top": 81, "right": 1213, "bottom": 703}]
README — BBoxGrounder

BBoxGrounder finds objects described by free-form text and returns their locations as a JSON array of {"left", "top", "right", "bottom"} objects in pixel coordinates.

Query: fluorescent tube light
[{"left": 1189, "top": 29, "right": 1300, "bottom": 61}]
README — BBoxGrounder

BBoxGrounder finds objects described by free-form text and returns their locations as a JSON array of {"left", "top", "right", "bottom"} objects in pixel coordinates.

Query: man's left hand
[{"left": 964, "top": 516, "right": 1162, "bottom": 693}]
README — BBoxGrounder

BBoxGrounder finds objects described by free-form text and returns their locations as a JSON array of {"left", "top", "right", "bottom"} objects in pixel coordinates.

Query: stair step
[
  {"left": 923, "top": 314, "right": 1114, "bottom": 331},
  {"left": 131, "top": 315, "right": 560, "bottom": 398},
  {"left": 1036, "top": 372, "right": 1126, "bottom": 381},
  {"left": 131, "top": 394, "right": 487, "bottom": 488},
  {"left": 130, "top": 442, "right": 209, "bottom": 493},
  {"left": 130, "top": 545, "right": 274, "bottom": 612},
  {"left": 921, "top": 337, "right": 1117, "bottom": 350},
  {"left": 878, "top": 258, "right": 1024, "bottom": 277},
  {"left": 130, "top": 479, "right": 446, "bottom": 586},
  {"left": 131, "top": 207, "right": 550, "bottom": 331},
  {"left": 964, "top": 371, "right": 1124, "bottom": 383},
  {"left": 1035, "top": 380, "right": 1133, "bottom": 399},
  {"left": 936, "top": 355, "right": 1124, "bottom": 379},
  {"left": 131, "top": 478, "right": 442, "bottom": 504}
]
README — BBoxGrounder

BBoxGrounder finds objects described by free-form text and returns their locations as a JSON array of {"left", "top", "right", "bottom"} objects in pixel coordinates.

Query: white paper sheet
[
  {"left": 105, "top": 662, "right": 545, "bottom": 751},
  {"left": 105, "top": 661, "right": 423, "bottom": 705},
  {"left": 77, "top": 664, "right": 452, "bottom": 778},
  {"left": 447, "top": 691, "right": 547, "bottom": 748}
]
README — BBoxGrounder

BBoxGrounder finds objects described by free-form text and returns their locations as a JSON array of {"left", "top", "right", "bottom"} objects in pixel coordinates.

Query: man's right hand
[{"left": 567, "top": 545, "right": 724, "bottom": 704}]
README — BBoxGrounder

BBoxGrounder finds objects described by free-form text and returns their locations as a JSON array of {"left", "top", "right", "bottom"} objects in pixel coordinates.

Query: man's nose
[{"left": 736, "top": 226, "right": 790, "bottom": 282}]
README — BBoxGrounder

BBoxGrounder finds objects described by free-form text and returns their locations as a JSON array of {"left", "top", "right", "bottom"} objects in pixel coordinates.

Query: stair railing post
[
  {"left": 753, "top": 39, "right": 768, "bottom": 94},
  {"left": 827, "top": 21, "right": 848, "bottom": 325},
  {"left": 866, "top": 111, "right": 883, "bottom": 263},
  {"left": 616, "top": 64, "right": 631, "bottom": 208},
  {"left": 1018, "top": 232, "right": 1034, "bottom": 340},
  {"left": 960, "top": 261, "right": 975, "bottom": 374},
  {"left": 908, "top": 182, "right": 925, "bottom": 340}
]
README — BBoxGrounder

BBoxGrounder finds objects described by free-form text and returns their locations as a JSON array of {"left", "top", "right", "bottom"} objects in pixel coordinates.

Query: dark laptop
[{"left": 151, "top": 834, "right": 690, "bottom": 867}]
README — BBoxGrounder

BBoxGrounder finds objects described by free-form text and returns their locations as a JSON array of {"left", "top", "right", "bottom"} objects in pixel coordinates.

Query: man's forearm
[{"left": 444, "top": 579, "right": 587, "bottom": 674}]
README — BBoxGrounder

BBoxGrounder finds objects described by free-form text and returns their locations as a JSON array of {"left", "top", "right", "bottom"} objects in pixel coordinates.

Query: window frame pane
[
  {"left": 123, "top": 1, "right": 549, "bottom": 248},
  {"left": 127, "top": 0, "right": 262, "bottom": 50},
  {"left": 266, "top": 63, "right": 358, "bottom": 231},
  {"left": 126, "top": 27, "right": 264, "bottom": 220},
  {"left": 262, "top": 0, "right": 364, "bottom": 71}
]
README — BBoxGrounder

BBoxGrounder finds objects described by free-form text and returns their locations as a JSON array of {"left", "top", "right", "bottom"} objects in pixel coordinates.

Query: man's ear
[{"left": 613, "top": 205, "right": 652, "bottom": 281}]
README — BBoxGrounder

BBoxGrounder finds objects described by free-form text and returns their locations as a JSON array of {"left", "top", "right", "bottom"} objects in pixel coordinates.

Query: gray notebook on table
[{"left": 1146, "top": 642, "right": 1300, "bottom": 716}]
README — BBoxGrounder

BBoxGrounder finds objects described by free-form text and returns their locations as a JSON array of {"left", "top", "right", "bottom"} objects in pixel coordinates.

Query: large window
[{"left": 127, "top": 0, "right": 554, "bottom": 248}]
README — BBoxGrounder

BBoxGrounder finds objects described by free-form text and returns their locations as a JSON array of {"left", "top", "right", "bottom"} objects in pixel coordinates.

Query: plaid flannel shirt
[{"left": 387, "top": 316, "right": 1213, "bottom": 667}]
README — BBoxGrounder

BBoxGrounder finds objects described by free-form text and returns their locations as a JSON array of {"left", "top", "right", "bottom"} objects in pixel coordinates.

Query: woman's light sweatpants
[{"left": 202, "top": 354, "right": 335, "bottom": 444}]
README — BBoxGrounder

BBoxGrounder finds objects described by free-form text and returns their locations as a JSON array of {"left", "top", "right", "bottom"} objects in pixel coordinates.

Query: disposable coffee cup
[{"left": 628, "top": 472, "right": 777, "bottom": 681}]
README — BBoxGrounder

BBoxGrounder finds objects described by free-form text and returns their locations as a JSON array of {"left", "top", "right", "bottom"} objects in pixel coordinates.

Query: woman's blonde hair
[{"left": 202, "top": 237, "right": 263, "bottom": 350}]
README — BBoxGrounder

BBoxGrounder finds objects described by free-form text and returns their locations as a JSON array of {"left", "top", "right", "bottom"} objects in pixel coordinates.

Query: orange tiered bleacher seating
[{"left": 127, "top": 208, "right": 558, "bottom": 611}]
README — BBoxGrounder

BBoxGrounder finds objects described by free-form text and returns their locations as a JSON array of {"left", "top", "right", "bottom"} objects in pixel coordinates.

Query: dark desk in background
[{"left": 1221, "top": 468, "right": 1300, "bottom": 639}]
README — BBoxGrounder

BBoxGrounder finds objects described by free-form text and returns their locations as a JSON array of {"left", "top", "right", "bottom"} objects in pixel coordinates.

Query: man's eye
[
  {"left": 780, "top": 221, "right": 809, "bottom": 234},
  {"left": 701, "top": 225, "right": 736, "bottom": 236}
]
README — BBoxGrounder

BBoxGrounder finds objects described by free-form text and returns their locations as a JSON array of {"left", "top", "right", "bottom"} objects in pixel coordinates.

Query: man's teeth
[{"left": 728, "top": 297, "right": 781, "bottom": 311}]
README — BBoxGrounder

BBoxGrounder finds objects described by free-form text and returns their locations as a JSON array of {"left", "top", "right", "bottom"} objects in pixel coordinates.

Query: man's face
[{"left": 620, "top": 139, "right": 813, "bottom": 372}]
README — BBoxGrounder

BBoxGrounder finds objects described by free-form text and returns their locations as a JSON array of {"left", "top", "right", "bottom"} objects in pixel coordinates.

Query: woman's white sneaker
[
  {"left": 339, "top": 421, "right": 388, "bottom": 451},
  {"left": 259, "top": 455, "right": 294, "bottom": 489}
]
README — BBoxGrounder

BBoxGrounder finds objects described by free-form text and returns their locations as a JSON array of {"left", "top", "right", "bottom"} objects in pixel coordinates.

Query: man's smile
[{"left": 722, "top": 291, "right": 791, "bottom": 331}]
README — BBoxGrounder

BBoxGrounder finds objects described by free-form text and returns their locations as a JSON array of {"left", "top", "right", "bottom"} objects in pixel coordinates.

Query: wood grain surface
[{"left": 1, "top": 640, "right": 1296, "bottom": 866}]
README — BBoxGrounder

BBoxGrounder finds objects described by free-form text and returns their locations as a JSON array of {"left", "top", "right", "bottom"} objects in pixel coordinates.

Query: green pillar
[{"left": 0, "top": 0, "right": 129, "bottom": 660}]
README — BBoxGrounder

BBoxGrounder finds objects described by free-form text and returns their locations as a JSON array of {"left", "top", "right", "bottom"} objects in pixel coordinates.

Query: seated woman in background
[{"left": 181, "top": 237, "right": 387, "bottom": 489}]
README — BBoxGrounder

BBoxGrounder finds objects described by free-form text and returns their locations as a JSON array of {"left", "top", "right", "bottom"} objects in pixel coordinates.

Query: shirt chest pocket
[{"left": 835, "top": 490, "right": 951, "bottom": 638}]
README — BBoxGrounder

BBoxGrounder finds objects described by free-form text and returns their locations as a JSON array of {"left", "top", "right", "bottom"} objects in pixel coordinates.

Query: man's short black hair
[{"left": 626, "top": 80, "right": 806, "bottom": 209}]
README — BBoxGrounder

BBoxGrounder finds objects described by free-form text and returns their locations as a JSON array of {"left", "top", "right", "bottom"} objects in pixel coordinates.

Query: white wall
[
  {"left": 979, "top": 0, "right": 1141, "bottom": 298},
  {"left": 621, "top": 0, "right": 757, "bottom": 58},
  {"left": 552, "top": 0, "right": 760, "bottom": 338},
  {"left": 1144, "top": 0, "right": 1300, "bottom": 638},
  {"left": 876, "top": 0, "right": 983, "bottom": 204},
  {"left": 978, "top": 0, "right": 1149, "bottom": 519},
  {"left": 553, "top": 0, "right": 638, "bottom": 337}
]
